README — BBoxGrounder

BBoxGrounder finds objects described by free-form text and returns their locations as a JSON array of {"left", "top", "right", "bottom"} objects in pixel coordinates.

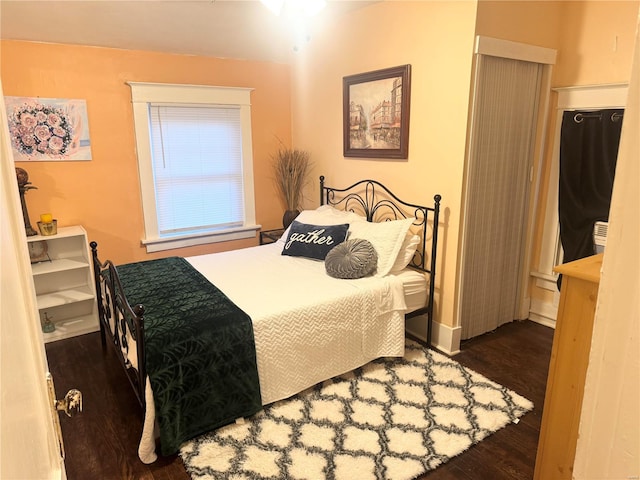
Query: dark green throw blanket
[{"left": 116, "top": 257, "right": 262, "bottom": 456}]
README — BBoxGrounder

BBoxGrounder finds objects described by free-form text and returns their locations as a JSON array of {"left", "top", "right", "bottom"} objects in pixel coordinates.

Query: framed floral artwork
[
  {"left": 343, "top": 65, "right": 411, "bottom": 159},
  {"left": 4, "top": 96, "right": 92, "bottom": 161}
]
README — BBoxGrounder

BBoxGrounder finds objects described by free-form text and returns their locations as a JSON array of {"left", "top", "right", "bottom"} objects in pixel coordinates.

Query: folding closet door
[{"left": 460, "top": 54, "right": 544, "bottom": 340}]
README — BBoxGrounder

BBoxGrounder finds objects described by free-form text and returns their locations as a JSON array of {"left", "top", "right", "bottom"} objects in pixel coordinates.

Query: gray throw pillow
[{"left": 325, "top": 238, "right": 378, "bottom": 279}]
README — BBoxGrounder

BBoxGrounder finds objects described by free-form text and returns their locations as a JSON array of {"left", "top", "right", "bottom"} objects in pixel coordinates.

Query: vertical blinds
[
  {"left": 149, "top": 104, "right": 244, "bottom": 237},
  {"left": 461, "top": 55, "right": 543, "bottom": 339}
]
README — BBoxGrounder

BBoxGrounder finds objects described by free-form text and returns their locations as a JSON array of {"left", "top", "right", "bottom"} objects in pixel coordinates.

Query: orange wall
[
  {"left": 2, "top": 40, "right": 292, "bottom": 264},
  {"left": 554, "top": 1, "right": 639, "bottom": 86},
  {"left": 475, "top": 1, "right": 638, "bottom": 86},
  {"left": 476, "top": 1, "right": 564, "bottom": 49},
  {"left": 291, "top": 1, "right": 479, "bottom": 329}
]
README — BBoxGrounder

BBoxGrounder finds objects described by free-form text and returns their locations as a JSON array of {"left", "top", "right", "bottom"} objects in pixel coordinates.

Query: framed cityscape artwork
[{"left": 343, "top": 64, "right": 411, "bottom": 159}]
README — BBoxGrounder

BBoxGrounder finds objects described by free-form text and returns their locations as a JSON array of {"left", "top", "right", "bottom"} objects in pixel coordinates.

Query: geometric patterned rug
[{"left": 179, "top": 339, "right": 533, "bottom": 480}]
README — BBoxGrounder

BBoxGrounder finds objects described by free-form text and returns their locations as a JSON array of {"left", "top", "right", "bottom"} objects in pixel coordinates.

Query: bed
[{"left": 90, "top": 176, "right": 441, "bottom": 463}]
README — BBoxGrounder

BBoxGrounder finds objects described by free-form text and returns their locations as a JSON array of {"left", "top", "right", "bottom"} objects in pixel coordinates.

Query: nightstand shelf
[
  {"left": 40, "top": 313, "right": 99, "bottom": 343},
  {"left": 260, "top": 228, "right": 286, "bottom": 245},
  {"left": 31, "top": 257, "right": 89, "bottom": 276},
  {"left": 27, "top": 225, "right": 99, "bottom": 343},
  {"left": 36, "top": 286, "right": 95, "bottom": 310}
]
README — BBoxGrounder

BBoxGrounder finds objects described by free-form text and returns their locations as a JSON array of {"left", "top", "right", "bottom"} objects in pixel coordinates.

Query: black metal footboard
[{"left": 90, "top": 242, "right": 147, "bottom": 408}]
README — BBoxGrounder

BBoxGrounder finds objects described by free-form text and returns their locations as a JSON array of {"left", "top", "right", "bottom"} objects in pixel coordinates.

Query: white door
[{"left": 0, "top": 79, "right": 66, "bottom": 479}]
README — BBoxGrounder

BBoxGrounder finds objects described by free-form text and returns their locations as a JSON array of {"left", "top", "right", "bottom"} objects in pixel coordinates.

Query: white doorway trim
[{"left": 531, "top": 83, "right": 628, "bottom": 324}]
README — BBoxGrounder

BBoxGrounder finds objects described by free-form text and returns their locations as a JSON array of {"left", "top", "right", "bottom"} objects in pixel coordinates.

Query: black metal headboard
[
  {"left": 320, "top": 175, "right": 442, "bottom": 344},
  {"left": 320, "top": 175, "right": 441, "bottom": 274}
]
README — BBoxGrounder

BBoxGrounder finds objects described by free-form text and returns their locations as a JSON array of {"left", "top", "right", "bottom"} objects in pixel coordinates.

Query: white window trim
[
  {"left": 128, "top": 82, "right": 259, "bottom": 253},
  {"left": 533, "top": 83, "right": 628, "bottom": 291}
]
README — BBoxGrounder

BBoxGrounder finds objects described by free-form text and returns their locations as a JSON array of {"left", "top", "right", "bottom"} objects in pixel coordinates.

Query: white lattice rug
[{"left": 179, "top": 339, "right": 533, "bottom": 480}]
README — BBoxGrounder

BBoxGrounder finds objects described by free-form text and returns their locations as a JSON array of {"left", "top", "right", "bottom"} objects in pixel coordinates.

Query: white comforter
[{"left": 138, "top": 242, "right": 409, "bottom": 462}]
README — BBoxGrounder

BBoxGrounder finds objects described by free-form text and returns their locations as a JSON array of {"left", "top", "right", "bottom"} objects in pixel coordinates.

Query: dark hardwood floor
[{"left": 46, "top": 320, "right": 553, "bottom": 480}]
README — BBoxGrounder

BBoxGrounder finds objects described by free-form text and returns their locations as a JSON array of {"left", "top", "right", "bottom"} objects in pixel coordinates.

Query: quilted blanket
[{"left": 116, "top": 257, "right": 262, "bottom": 456}]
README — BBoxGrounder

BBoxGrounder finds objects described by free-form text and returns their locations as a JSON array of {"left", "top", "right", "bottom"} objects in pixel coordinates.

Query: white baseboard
[
  {"left": 529, "top": 298, "right": 557, "bottom": 329},
  {"left": 406, "top": 315, "right": 462, "bottom": 356}
]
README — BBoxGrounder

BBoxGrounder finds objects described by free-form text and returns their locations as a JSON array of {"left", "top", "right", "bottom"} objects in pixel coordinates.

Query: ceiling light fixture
[
  {"left": 261, "top": 0, "right": 285, "bottom": 16},
  {"left": 260, "top": 0, "right": 327, "bottom": 17}
]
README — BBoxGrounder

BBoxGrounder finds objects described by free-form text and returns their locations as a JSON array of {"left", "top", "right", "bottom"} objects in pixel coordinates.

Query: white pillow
[
  {"left": 313, "top": 205, "right": 367, "bottom": 224},
  {"left": 277, "top": 206, "right": 366, "bottom": 244},
  {"left": 390, "top": 233, "right": 420, "bottom": 274},
  {"left": 348, "top": 217, "right": 414, "bottom": 277}
]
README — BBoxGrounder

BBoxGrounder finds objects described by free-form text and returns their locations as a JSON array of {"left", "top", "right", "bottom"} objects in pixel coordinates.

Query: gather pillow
[
  {"left": 348, "top": 217, "right": 414, "bottom": 277},
  {"left": 281, "top": 221, "right": 349, "bottom": 260},
  {"left": 276, "top": 206, "right": 366, "bottom": 245},
  {"left": 325, "top": 238, "right": 378, "bottom": 279}
]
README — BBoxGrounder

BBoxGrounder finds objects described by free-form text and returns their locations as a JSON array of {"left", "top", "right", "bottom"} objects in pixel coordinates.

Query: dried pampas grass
[{"left": 272, "top": 147, "right": 312, "bottom": 211}]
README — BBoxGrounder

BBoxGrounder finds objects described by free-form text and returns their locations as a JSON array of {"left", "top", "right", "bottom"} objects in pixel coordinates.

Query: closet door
[{"left": 460, "top": 54, "right": 543, "bottom": 340}]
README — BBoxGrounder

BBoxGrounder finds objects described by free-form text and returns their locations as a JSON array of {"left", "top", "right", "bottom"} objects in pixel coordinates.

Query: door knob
[
  {"left": 46, "top": 373, "right": 82, "bottom": 460},
  {"left": 54, "top": 388, "right": 83, "bottom": 417}
]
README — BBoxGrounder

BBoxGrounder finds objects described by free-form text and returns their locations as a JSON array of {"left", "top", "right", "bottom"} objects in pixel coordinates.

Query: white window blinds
[{"left": 149, "top": 104, "right": 244, "bottom": 237}]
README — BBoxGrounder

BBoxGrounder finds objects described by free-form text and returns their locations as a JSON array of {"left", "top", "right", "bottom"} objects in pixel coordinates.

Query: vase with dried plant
[{"left": 272, "top": 146, "right": 312, "bottom": 228}]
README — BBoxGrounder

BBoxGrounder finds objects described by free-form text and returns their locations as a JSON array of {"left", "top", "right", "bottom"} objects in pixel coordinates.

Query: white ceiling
[{"left": 0, "top": 0, "right": 374, "bottom": 64}]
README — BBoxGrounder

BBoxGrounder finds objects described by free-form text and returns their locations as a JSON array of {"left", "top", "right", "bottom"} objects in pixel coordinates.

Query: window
[{"left": 128, "top": 82, "right": 258, "bottom": 253}]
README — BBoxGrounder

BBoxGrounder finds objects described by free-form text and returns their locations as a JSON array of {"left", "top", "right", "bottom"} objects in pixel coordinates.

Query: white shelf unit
[{"left": 27, "top": 225, "right": 99, "bottom": 343}]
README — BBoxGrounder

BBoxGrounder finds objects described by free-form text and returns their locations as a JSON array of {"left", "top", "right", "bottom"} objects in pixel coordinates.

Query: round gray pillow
[{"left": 325, "top": 238, "right": 378, "bottom": 279}]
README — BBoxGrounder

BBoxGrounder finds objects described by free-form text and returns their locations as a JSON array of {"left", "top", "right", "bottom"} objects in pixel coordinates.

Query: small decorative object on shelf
[
  {"left": 28, "top": 240, "right": 50, "bottom": 263},
  {"left": 37, "top": 213, "right": 58, "bottom": 236},
  {"left": 15, "top": 167, "right": 38, "bottom": 236},
  {"left": 42, "top": 312, "right": 56, "bottom": 333}
]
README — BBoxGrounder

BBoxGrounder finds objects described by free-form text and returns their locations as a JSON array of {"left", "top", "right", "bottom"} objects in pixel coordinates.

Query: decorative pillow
[
  {"left": 276, "top": 206, "right": 366, "bottom": 245},
  {"left": 348, "top": 217, "right": 414, "bottom": 277},
  {"left": 325, "top": 239, "right": 378, "bottom": 279},
  {"left": 390, "top": 233, "right": 420, "bottom": 274},
  {"left": 281, "top": 221, "right": 349, "bottom": 260}
]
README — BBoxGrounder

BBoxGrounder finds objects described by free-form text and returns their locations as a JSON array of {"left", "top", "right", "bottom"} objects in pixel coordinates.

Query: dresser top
[{"left": 554, "top": 253, "right": 603, "bottom": 284}]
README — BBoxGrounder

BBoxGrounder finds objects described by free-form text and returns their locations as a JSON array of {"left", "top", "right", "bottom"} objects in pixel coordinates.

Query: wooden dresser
[{"left": 534, "top": 253, "right": 603, "bottom": 479}]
